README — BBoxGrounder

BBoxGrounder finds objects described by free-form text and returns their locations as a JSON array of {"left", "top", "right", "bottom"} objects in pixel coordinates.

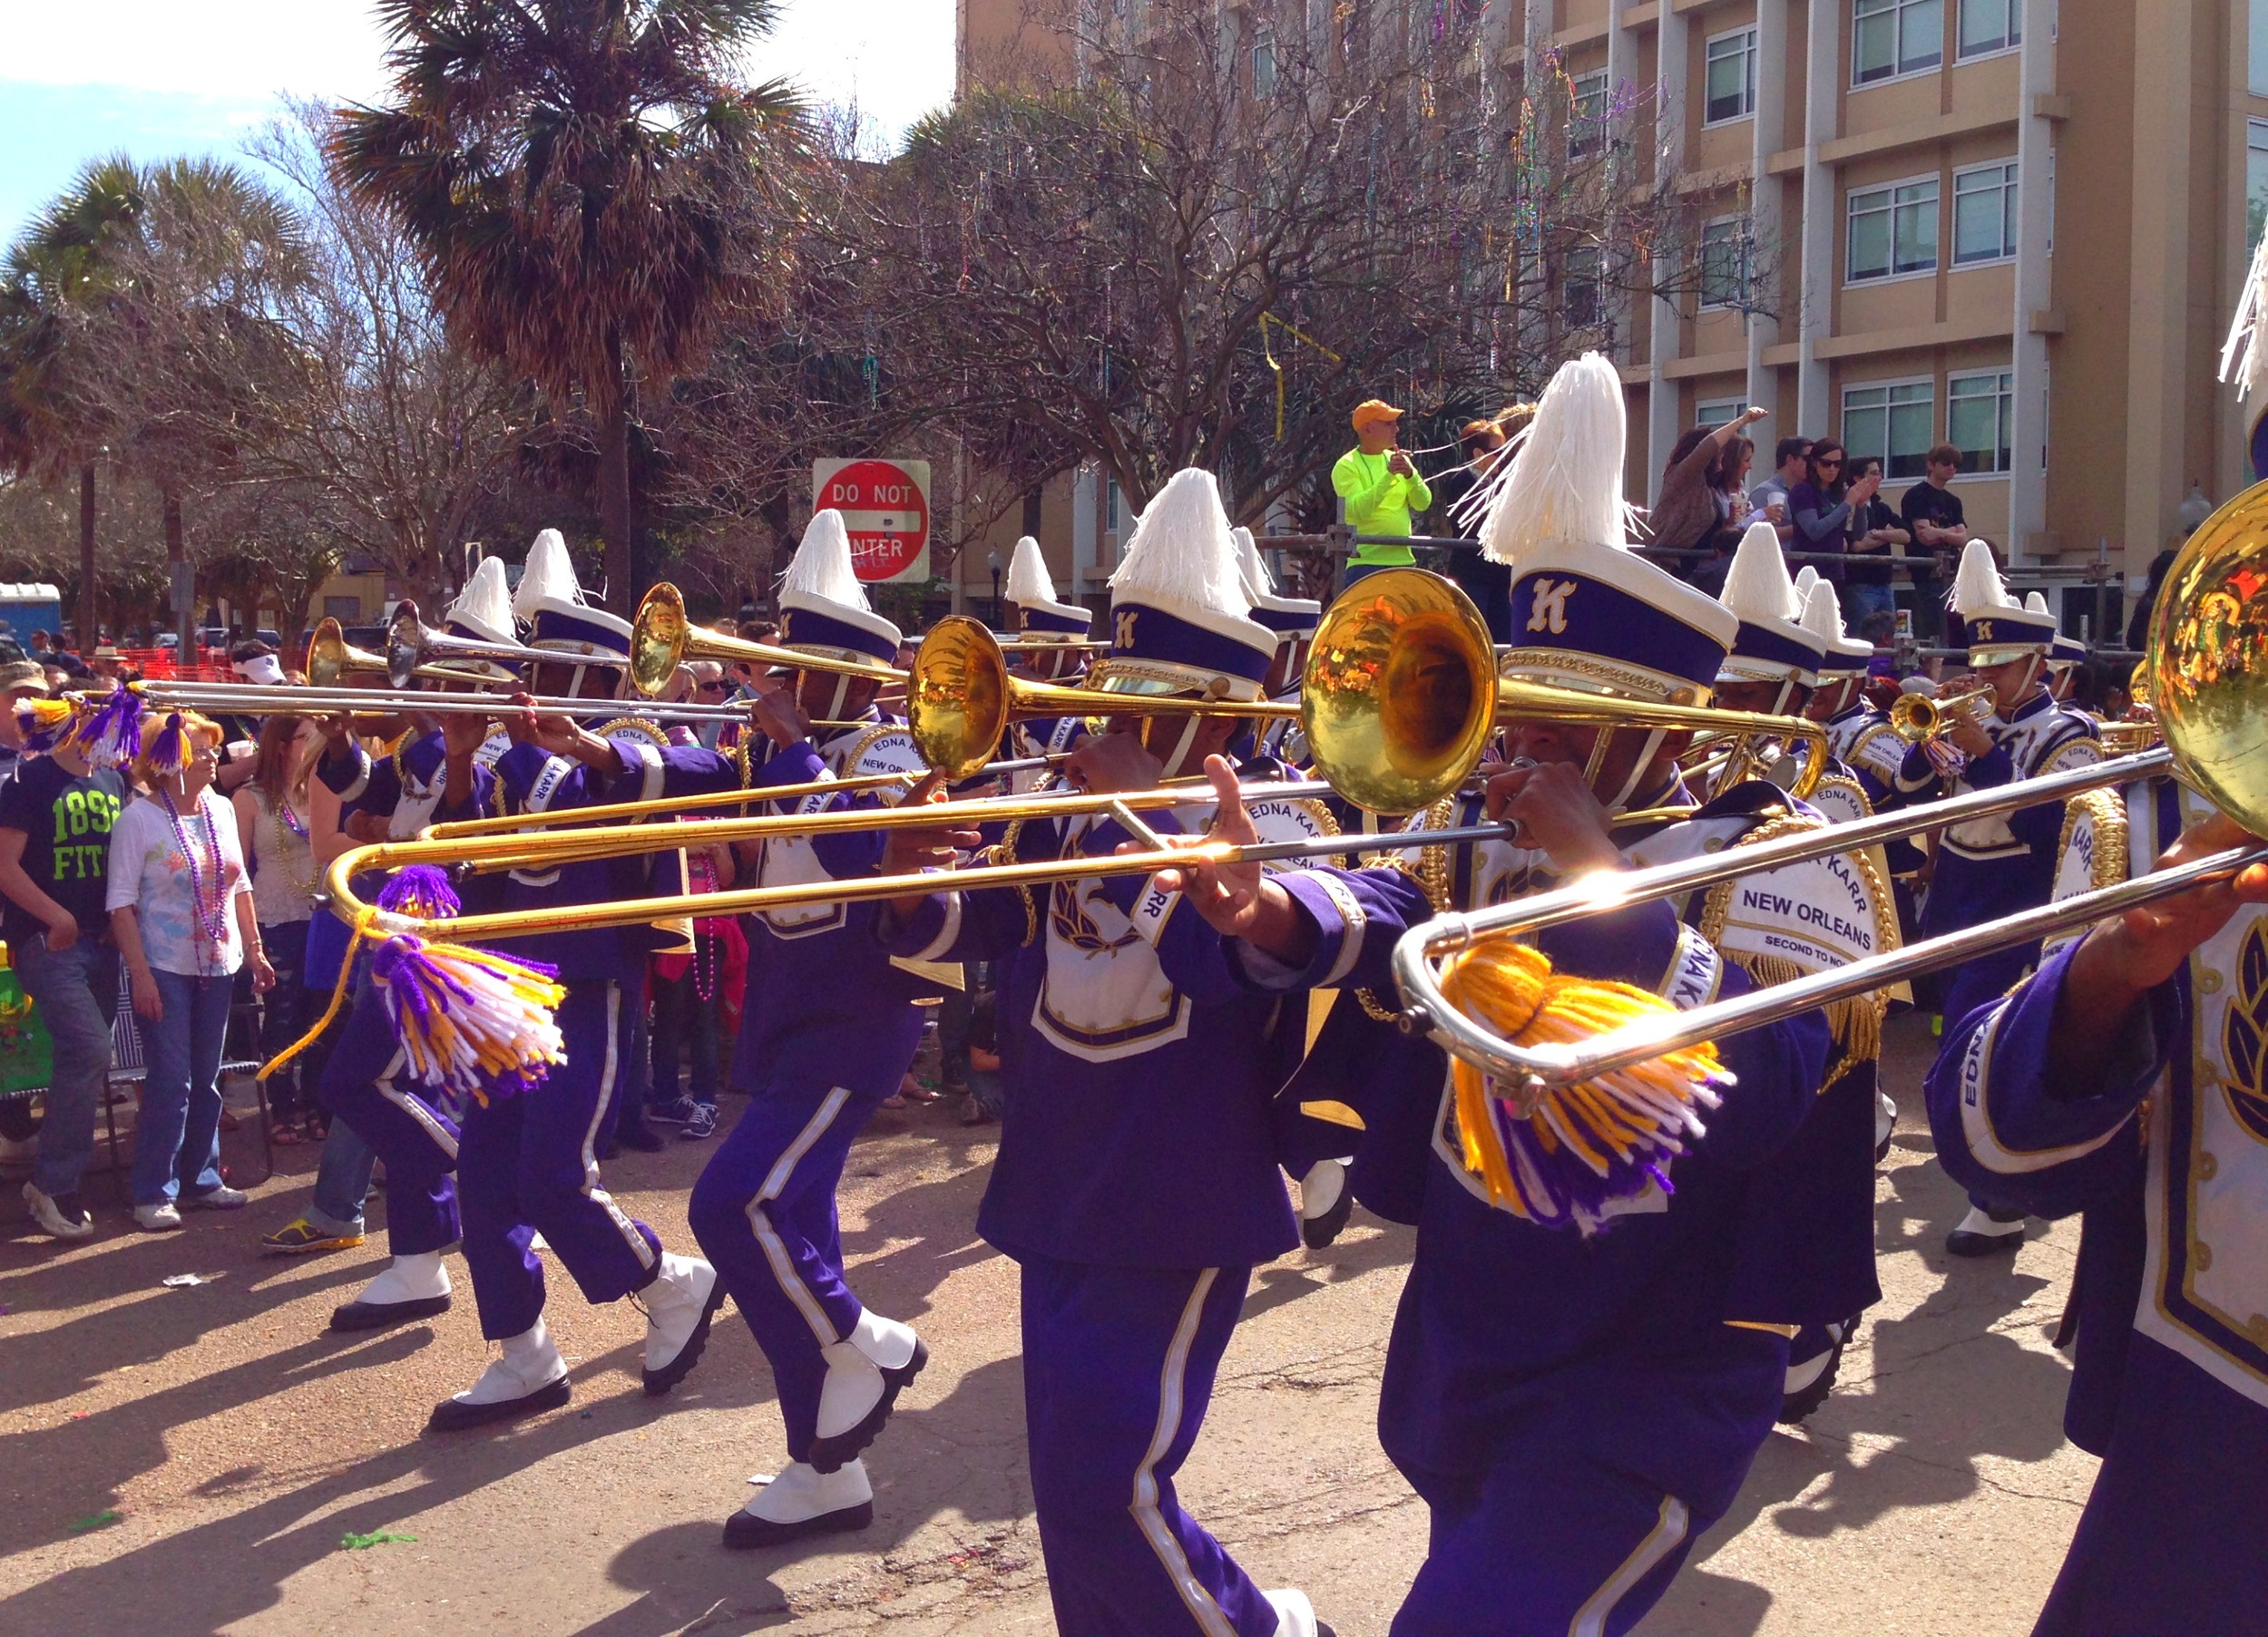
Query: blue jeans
[
  {"left": 132, "top": 969, "right": 235, "bottom": 1206},
  {"left": 1843, "top": 580, "right": 1896, "bottom": 625},
  {"left": 15, "top": 935, "right": 119, "bottom": 1199},
  {"left": 307, "top": 1116, "right": 376, "bottom": 1236}
]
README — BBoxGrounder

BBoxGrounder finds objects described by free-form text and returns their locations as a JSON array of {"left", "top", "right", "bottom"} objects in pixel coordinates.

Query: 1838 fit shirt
[{"left": 0, "top": 757, "right": 125, "bottom": 944}]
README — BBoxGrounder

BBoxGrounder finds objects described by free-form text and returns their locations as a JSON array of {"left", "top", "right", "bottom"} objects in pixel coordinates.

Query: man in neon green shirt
[{"left": 1332, "top": 399, "right": 1433, "bottom": 581}]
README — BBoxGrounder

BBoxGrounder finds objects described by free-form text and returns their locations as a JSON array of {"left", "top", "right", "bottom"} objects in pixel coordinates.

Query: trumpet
[
  {"left": 630, "top": 583, "right": 903, "bottom": 696},
  {"left": 1889, "top": 677, "right": 1994, "bottom": 745}
]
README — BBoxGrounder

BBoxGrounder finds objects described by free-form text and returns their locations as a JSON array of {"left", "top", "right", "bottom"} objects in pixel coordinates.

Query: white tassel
[
  {"left": 448, "top": 556, "right": 515, "bottom": 638},
  {"left": 1719, "top": 521, "right": 1799, "bottom": 625},
  {"left": 1005, "top": 535, "right": 1058, "bottom": 607},
  {"left": 513, "top": 529, "right": 582, "bottom": 618},
  {"left": 780, "top": 510, "right": 874, "bottom": 610},
  {"left": 2223, "top": 230, "right": 2268, "bottom": 400},
  {"left": 1948, "top": 539, "right": 2008, "bottom": 618},
  {"left": 1110, "top": 470, "right": 1252, "bottom": 615},
  {"left": 1470, "top": 353, "right": 1637, "bottom": 566}
]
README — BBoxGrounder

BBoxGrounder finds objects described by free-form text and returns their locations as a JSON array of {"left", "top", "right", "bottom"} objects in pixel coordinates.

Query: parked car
[
  {"left": 154, "top": 633, "right": 180, "bottom": 651},
  {"left": 256, "top": 628, "right": 280, "bottom": 648}
]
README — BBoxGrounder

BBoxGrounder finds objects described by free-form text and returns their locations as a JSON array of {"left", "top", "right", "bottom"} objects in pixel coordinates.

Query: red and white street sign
[{"left": 813, "top": 458, "right": 932, "bottom": 583}]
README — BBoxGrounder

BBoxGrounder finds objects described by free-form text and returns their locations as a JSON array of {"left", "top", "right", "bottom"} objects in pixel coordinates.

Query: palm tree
[
  {"left": 330, "top": 0, "right": 803, "bottom": 610},
  {"left": 0, "top": 157, "right": 146, "bottom": 650}
]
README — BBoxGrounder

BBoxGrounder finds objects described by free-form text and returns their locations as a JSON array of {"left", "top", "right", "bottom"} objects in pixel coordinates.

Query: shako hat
[
  {"left": 1231, "top": 525, "right": 1321, "bottom": 641},
  {"left": 516, "top": 528, "right": 631, "bottom": 662},
  {"left": 1803, "top": 579, "right": 1877, "bottom": 677},
  {"left": 1948, "top": 541, "right": 2055, "bottom": 663},
  {"left": 1004, "top": 534, "right": 1091, "bottom": 640},
  {"left": 777, "top": 510, "right": 901, "bottom": 666},
  {"left": 1472, "top": 352, "right": 1735, "bottom": 704},
  {"left": 1094, "top": 469, "right": 1276, "bottom": 703},
  {"left": 1716, "top": 521, "right": 1826, "bottom": 687}
]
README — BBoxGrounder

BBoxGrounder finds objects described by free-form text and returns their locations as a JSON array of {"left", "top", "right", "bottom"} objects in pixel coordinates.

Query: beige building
[{"left": 958, "top": 0, "right": 2268, "bottom": 630}]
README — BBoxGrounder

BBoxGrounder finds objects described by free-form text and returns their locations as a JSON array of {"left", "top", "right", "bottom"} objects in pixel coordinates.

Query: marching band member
[
  {"left": 1002, "top": 532, "right": 1094, "bottom": 792},
  {"left": 423, "top": 535, "right": 731, "bottom": 1430},
  {"left": 1896, "top": 541, "right": 2098, "bottom": 1258},
  {"left": 2042, "top": 608, "right": 2088, "bottom": 706},
  {"left": 295, "top": 559, "right": 522, "bottom": 1331},
  {"left": 690, "top": 512, "right": 934, "bottom": 1549},
  {"left": 876, "top": 469, "right": 1334, "bottom": 1637},
  {"left": 1212, "top": 355, "right": 1865, "bottom": 1635},
  {"left": 1233, "top": 524, "right": 1322, "bottom": 771}
]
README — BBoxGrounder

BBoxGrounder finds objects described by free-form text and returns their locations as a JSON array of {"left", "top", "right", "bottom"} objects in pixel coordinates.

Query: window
[
  {"left": 1843, "top": 380, "right": 1936, "bottom": 479},
  {"left": 1699, "top": 217, "right": 1751, "bottom": 308},
  {"left": 324, "top": 596, "right": 360, "bottom": 621},
  {"left": 1846, "top": 177, "right": 1940, "bottom": 281},
  {"left": 1253, "top": 28, "right": 1277, "bottom": 98},
  {"left": 1949, "top": 369, "right": 2016, "bottom": 473},
  {"left": 1958, "top": 0, "right": 2019, "bottom": 57},
  {"left": 1569, "top": 70, "right": 1609, "bottom": 157},
  {"left": 1854, "top": 0, "right": 1943, "bottom": 85},
  {"left": 1107, "top": 478, "right": 1124, "bottom": 533},
  {"left": 2253, "top": 0, "right": 2268, "bottom": 95},
  {"left": 1952, "top": 161, "right": 2019, "bottom": 264},
  {"left": 1565, "top": 246, "right": 1603, "bottom": 328},
  {"left": 2251, "top": 119, "right": 2268, "bottom": 256},
  {"left": 1705, "top": 28, "right": 1757, "bottom": 123},
  {"left": 1696, "top": 397, "right": 1749, "bottom": 427}
]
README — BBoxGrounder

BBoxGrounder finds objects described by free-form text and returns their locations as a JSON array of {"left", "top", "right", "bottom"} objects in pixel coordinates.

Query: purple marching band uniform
[
  {"left": 1892, "top": 546, "right": 2098, "bottom": 1254},
  {"left": 692, "top": 512, "right": 935, "bottom": 1547},
  {"left": 1924, "top": 771, "right": 2268, "bottom": 1633},
  {"left": 1237, "top": 357, "right": 1863, "bottom": 1635},
  {"left": 884, "top": 470, "right": 1333, "bottom": 1637}
]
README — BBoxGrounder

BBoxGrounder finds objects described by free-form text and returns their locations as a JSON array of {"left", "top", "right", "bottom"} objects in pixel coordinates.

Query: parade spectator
[
  {"left": 1787, "top": 439, "right": 1877, "bottom": 585},
  {"left": 1749, "top": 435, "right": 1812, "bottom": 544},
  {"left": 1899, "top": 443, "right": 1970, "bottom": 636},
  {"left": 0, "top": 661, "right": 45, "bottom": 793},
  {"left": 1843, "top": 455, "right": 1911, "bottom": 624},
  {"left": 647, "top": 832, "right": 740, "bottom": 1142},
  {"left": 2, "top": 689, "right": 125, "bottom": 1241},
  {"left": 1436, "top": 417, "right": 1515, "bottom": 640},
  {"left": 2126, "top": 547, "right": 2180, "bottom": 653},
  {"left": 108, "top": 714, "right": 273, "bottom": 1232},
  {"left": 232, "top": 713, "right": 321, "bottom": 1142},
  {"left": 1652, "top": 408, "right": 1769, "bottom": 593},
  {"left": 1332, "top": 398, "right": 1432, "bottom": 582}
]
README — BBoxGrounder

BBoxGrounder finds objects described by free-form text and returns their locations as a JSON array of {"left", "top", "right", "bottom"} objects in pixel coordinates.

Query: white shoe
[
  {"left": 1875, "top": 1088, "right": 1898, "bottom": 1161},
  {"left": 723, "top": 1458, "right": 875, "bottom": 1547},
  {"left": 1299, "top": 1158, "right": 1355, "bottom": 1250},
  {"left": 1947, "top": 1204, "right": 2027, "bottom": 1258},
  {"left": 640, "top": 1252, "right": 723, "bottom": 1396},
  {"left": 1266, "top": 1587, "right": 1325, "bottom": 1637},
  {"left": 330, "top": 1250, "right": 454, "bottom": 1333},
  {"left": 428, "top": 1318, "right": 570, "bottom": 1430},
  {"left": 24, "top": 1181, "right": 93, "bottom": 1241},
  {"left": 134, "top": 1202, "right": 183, "bottom": 1233},
  {"left": 809, "top": 1309, "right": 927, "bottom": 1473}
]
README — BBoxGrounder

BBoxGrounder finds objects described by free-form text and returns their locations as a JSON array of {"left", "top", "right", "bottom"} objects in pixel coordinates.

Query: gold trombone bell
[{"left": 629, "top": 583, "right": 904, "bottom": 697}]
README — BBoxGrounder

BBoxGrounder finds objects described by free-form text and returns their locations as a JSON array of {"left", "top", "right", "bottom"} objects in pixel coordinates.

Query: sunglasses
[
  {"left": 696, "top": 680, "right": 728, "bottom": 695},
  {"left": 1815, "top": 457, "right": 1843, "bottom": 469}
]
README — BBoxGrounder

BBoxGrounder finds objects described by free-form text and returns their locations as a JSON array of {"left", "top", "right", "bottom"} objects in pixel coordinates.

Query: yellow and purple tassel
[
  {"left": 142, "top": 710, "right": 193, "bottom": 775},
  {"left": 376, "top": 863, "right": 460, "bottom": 920},
  {"left": 15, "top": 697, "right": 79, "bottom": 755},
  {"left": 1438, "top": 940, "right": 1730, "bottom": 1233},
  {"left": 72, "top": 684, "right": 147, "bottom": 770},
  {"left": 367, "top": 933, "right": 566, "bottom": 1105}
]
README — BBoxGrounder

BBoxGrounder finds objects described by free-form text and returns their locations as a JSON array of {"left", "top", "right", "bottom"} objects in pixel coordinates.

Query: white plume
[
  {"left": 1719, "top": 521, "right": 1799, "bottom": 625},
  {"left": 2025, "top": 590, "right": 2050, "bottom": 615},
  {"left": 1110, "top": 470, "right": 1253, "bottom": 615},
  {"left": 1231, "top": 525, "right": 1276, "bottom": 599},
  {"left": 449, "top": 556, "right": 515, "bottom": 638},
  {"left": 2223, "top": 229, "right": 2268, "bottom": 400},
  {"left": 779, "top": 510, "right": 873, "bottom": 610},
  {"left": 514, "top": 528, "right": 581, "bottom": 618},
  {"left": 1801, "top": 578, "right": 1846, "bottom": 643},
  {"left": 1005, "top": 535, "right": 1058, "bottom": 607},
  {"left": 1948, "top": 538, "right": 2010, "bottom": 617},
  {"left": 1794, "top": 564, "right": 1819, "bottom": 600},
  {"left": 1468, "top": 353, "right": 1634, "bottom": 565}
]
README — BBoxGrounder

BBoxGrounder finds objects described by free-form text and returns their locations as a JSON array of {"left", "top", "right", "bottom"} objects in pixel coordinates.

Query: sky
[{"left": 0, "top": 0, "right": 956, "bottom": 247}]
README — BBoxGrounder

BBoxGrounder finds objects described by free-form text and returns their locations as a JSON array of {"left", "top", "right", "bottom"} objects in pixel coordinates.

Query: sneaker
[
  {"left": 135, "top": 1201, "right": 184, "bottom": 1233},
  {"left": 680, "top": 1103, "right": 720, "bottom": 1141},
  {"left": 181, "top": 1184, "right": 249, "bottom": 1211},
  {"left": 646, "top": 1096, "right": 699, "bottom": 1127},
  {"left": 958, "top": 1097, "right": 996, "bottom": 1127},
  {"left": 24, "top": 1181, "right": 93, "bottom": 1241},
  {"left": 261, "top": 1216, "right": 366, "bottom": 1255}
]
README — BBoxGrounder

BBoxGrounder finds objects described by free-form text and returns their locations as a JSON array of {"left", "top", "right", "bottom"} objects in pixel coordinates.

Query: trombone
[
  {"left": 127, "top": 679, "right": 752, "bottom": 725},
  {"left": 385, "top": 602, "right": 609, "bottom": 689},
  {"left": 630, "top": 583, "right": 904, "bottom": 696},
  {"left": 306, "top": 618, "right": 504, "bottom": 690}
]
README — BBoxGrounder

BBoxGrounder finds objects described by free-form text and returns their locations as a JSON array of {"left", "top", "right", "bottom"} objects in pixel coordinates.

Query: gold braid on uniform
[
  {"left": 979, "top": 817, "right": 1040, "bottom": 947},
  {"left": 1354, "top": 795, "right": 1461, "bottom": 1023}
]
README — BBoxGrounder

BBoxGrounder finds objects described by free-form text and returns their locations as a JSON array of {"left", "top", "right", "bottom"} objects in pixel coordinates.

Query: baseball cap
[{"left": 1351, "top": 399, "right": 1404, "bottom": 434}]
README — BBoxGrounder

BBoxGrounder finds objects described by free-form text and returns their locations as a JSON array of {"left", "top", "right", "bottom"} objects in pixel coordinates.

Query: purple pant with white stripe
[
  {"left": 1021, "top": 1254, "right": 1278, "bottom": 1637},
  {"left": 458, "top": 980, "right": 661, "bottom": 1340},
  {"left": 689, "top": 1077, "right": 889, "bottom": 1462},
  {"left": 317, "top": 979, "right": 460, "bottom": 1257}
]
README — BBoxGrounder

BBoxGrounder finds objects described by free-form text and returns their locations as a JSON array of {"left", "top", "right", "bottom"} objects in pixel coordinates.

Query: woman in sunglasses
[{"left": 1784, "top": 439, "right": 1879, "bottom": 587}]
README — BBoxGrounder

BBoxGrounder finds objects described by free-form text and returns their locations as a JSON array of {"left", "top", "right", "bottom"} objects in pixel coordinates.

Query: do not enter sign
[{"left": 813, "top": 458, "right": 932, "bottom": 583}]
